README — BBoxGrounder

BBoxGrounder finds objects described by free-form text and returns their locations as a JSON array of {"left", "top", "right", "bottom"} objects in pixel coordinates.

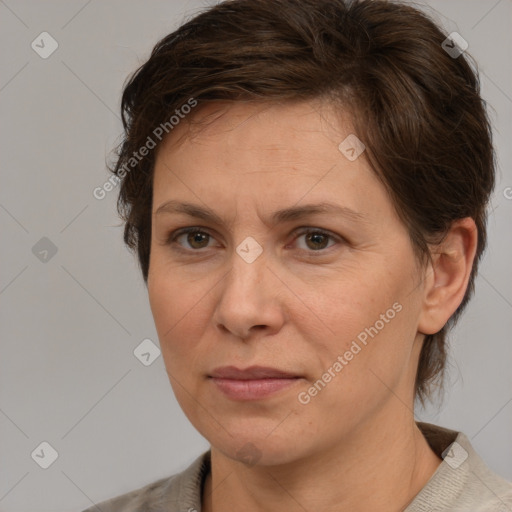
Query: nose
[{"left": 212, "top": 242, "right": 286, "bottom": 341}]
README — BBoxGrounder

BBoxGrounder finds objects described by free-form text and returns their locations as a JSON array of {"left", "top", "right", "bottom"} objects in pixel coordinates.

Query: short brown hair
[{"left": 111, "top": 0, "right": 496, "bottom": 406}]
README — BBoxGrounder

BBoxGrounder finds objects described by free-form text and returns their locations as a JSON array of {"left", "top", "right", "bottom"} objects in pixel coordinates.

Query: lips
[
  {"left": 208, "top": 366, "right": 303, "bottom": 401},
  {"left": 209, "top": 365, "right": 300, "bottom": 380}
]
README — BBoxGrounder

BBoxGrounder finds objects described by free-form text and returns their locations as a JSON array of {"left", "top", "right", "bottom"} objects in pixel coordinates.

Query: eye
[
  {"left": 167, "top": 227, "right": 216, "bottom": 251},
  {"left": 291, "top": 228, "right": 341, "bottom": 253},
  {"left": 166, "top": 226, "right": 343, "bottom": 254}
]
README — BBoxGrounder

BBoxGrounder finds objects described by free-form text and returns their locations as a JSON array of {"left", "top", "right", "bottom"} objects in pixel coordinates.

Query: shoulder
[
  {"left": 461, "top": 433, "right": 512, "bottom": 512},
  {"left": 80, "top": 473, "right": 176, "bottom": 512},
  {"left": 81, "top": 450, "right": 210, "bottom": 512},
  {"left": 411, "top": 423, "right": 512, "bottom": 512}
]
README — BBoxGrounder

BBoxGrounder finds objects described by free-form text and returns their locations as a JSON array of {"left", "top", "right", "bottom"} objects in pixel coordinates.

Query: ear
[{"left": 418, "top": 218, "right": 478, "bottom": 335}]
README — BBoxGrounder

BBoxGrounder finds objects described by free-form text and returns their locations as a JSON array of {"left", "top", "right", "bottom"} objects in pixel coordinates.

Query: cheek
[
  {"left": 147, "top": 262, "right": 200, "bottom": 364},
  {"left": 147, "top": 257, "right": 225, "bottom": 385},
  {"left": 148, "top": 271, "right": 208, "bottom": 417},
  {"left": 296, "top": 308, "right": 413, "bottom": 430},
  {"left": 300, "top": 262, "right": 419, "bottom": 399},
  {"left": 149, "top": 248, "right": 197, "bottom": 328}
]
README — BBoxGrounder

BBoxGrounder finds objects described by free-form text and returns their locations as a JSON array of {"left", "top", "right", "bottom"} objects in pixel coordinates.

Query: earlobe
[{"left": 418, "top": 218, "right": 478, "bottom": 335}]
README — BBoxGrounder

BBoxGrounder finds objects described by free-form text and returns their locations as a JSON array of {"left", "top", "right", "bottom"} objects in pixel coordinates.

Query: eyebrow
[{"left": 154, "top": 200, "right": 367, "bottom": 226}]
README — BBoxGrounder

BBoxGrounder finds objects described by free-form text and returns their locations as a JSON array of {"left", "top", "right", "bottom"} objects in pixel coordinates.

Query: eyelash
[{"left": 166, "top": 226, "right": 343, "bottom": 256}]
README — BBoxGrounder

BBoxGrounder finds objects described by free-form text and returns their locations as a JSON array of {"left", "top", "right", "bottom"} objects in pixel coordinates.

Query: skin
[{"left": 147, "top": 99, "right": 478, "bottom": 512}]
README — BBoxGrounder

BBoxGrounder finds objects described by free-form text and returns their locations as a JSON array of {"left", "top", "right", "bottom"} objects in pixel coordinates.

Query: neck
[{"left": 202, "top": 411, "right": 442, "bottom": 512}]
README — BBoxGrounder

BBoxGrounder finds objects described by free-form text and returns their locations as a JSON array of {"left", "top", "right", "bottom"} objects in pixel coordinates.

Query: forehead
[
  {"left": 157, "top": 98, "right": 354, "bottom": 154},
  {"left": 150, "top": 99, "right": 402, "bottom": 238},
  {"left": 153, "top": 100, "right": 362, "bottom": 204}
]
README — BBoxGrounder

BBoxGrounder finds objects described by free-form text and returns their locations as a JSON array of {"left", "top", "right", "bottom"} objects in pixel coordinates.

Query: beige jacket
[{"left": 82, "top": 422, "right": 512, "bottom": 512}]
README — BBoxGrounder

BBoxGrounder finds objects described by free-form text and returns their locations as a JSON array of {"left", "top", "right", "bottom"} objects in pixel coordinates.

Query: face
[{"left": 148, "top": 100, "right": 427, "bottom": 466}]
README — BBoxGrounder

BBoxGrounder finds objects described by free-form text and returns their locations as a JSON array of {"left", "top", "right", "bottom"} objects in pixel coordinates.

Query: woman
[{"left": 83, "top": 0, "right": 512, "bottom": 510}]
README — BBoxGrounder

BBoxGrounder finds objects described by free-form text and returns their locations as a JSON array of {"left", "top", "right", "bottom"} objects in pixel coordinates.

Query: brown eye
[
  {"left": 185, "top": 230, "right": 211, "bottom": 249},
  {"left": 293, "top": 228, "right": 339, "bottom": 252},
  {"left": 304, "top": 231, "right": 330, "bottom": 250},
  {"left": 168, "top": 228, "right": 214, "bottom": 250}
]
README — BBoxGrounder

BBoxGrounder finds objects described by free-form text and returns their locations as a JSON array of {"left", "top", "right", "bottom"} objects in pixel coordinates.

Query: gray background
[{"left": 0, "top": 0, "right": 510, "bottom": 510}]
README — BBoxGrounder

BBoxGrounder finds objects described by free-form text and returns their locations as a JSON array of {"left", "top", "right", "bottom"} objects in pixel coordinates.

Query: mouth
[{"left": 208, "top": 365, "right": 303, "bottom": 401}]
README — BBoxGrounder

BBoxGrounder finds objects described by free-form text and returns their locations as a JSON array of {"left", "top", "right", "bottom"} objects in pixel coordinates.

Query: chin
[{"left": 206, "top": 424, "right": 307, "bottom": 468}]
